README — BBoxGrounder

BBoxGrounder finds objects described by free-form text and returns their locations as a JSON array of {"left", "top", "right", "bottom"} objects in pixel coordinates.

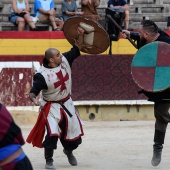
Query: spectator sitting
[
  {"left": 34, "top": 0, "right": 64, "bottom": 31},
  {"left": 81, "top": 0, "right": 100, "bottom": 21},
  {"left": 61, "top": 0, "right": 84, "bottom": 21},
  {"left": 108, "top": 0, "right": 129, "bottom": 30},
  {"left": 10, "top": 0, "right": 38, "bottom": 31}
]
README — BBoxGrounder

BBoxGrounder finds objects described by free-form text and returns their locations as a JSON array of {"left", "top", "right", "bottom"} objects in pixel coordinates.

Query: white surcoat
[{"left": 37, "top": 56, "right": 83, "bottom": 140}]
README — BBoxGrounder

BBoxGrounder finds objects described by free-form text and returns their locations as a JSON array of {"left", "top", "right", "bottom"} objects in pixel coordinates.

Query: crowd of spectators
[
  {"left": 8, "top": 0, "right": 170, "bottom": 31},
  {"left": 9, "top": 0, "right": 130, "bottom": 31}
]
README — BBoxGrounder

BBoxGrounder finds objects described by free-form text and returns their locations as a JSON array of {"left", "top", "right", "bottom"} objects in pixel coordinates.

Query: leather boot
[
  {"left": 44, "top": 148, "right": 55, "bottom": 169},
  {"left": 151, "top": 130, "right": 165, "bottom": 166},
  {"left": 63, "top": 149, "right": 77, "bottom": 166},
  {"left": 151, "top": 143, "right": 163, "bottom": 166}
]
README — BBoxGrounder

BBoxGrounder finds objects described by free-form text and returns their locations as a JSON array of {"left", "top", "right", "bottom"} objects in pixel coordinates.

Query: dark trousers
[
  {"left": 154, "top": 102, "right": 170, "bottom": 132},
  {"left": 42, "top": 113, "right": 82, "bottom": 151},
  {"left": 153, "top": 102, "right": 170, "bottom": 144},
  {"left": 167, "top": 17, "right": 170, "bottom": 27}
]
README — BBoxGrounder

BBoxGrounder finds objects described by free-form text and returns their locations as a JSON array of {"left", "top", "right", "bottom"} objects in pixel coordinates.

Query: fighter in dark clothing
[
  {"left": 0, "top": 103, "right": 33, "bottom": 170},
  {"left": 122, "top": 20, "right": 170, "bottom": 167}
]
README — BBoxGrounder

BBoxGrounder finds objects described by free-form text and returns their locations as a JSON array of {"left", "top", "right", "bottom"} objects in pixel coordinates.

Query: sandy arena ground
[{"left": 21, "top": 121, "right": 170, "bottom": 170}]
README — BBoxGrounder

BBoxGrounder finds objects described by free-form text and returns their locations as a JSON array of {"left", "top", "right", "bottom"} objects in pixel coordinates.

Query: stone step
[
  {"left": 129, "top": 4, "right": 170, "bottom": 13},
  {"left": 130, "top": 0, "right": 170, "bottom": 4},
  {"left": 163, "top": 0, "right": 170, "bottom": 3},
  {"left": 130, "top": 13, "right": 169, "bottom": 22},
  {"left": 129, "top": 4, "right": 165, "bottom": 13},
  {"left": 129, "top": 21, "right": 168, "bottom": 30}
]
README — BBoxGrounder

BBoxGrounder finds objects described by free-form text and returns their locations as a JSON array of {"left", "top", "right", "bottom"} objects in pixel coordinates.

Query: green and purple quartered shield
[{"left": 131, "top": 41, "right": 170, "bottom": 92}]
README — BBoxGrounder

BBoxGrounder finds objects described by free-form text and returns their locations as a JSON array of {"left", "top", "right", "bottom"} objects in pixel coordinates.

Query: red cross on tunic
[{"left": 54, "top": 70, "right": 69, "bottom": 91}]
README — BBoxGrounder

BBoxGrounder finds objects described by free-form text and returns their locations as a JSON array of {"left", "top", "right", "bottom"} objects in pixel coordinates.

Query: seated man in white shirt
[{"left": 34, "top": 0, "right": 64, "bottom": 31}]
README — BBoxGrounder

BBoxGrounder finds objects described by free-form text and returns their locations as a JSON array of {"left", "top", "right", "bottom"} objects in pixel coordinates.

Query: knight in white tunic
[{"left": 27, "top": 27, "right": 85, "bottom": 169}]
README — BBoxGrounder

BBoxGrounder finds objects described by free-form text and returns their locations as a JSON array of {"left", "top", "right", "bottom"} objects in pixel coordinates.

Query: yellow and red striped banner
[{"left": 0, "top": 31, "right": 137, "bottom": 55}]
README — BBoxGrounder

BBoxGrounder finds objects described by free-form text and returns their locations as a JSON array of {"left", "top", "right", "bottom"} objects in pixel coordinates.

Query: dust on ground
[{"left": 21, "top": 121, "right": 170, "bottom": 170}]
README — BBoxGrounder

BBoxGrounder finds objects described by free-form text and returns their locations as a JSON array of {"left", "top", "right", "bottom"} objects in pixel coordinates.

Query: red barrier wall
[
  {"left": 3, "top": 31, "right": 167, "bottom": 106},
  {"left": 0, "top": 54, "right": 146, "bottom": 106},
  {"left": 72, "top": 54, "right": 146, "bottom": 101}
]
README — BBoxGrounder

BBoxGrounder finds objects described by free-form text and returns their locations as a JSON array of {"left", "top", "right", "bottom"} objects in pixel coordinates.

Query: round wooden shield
[
  {"left": 63, "top": 16, "right": 110, "bottom": 54},
  {"left": 131, "top": 41, "right": 170, "bottom": 92}
]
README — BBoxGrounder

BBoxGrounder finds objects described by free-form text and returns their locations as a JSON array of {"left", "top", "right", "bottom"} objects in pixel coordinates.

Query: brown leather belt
[{"left": 0, "top": 148, "right": 23, "bottom": 166}]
